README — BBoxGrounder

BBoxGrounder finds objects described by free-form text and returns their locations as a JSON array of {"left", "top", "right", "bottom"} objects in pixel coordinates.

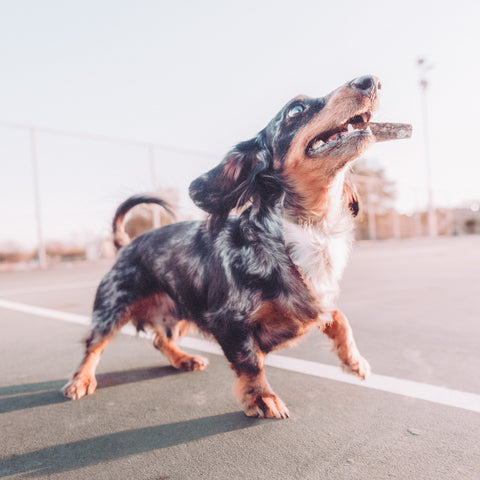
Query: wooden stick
[{"left": 358, "top": 122, "right": 412, "bottom": 142}]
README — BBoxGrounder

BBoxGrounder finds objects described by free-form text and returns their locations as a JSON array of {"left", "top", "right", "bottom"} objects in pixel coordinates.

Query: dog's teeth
[
  {"left": 347, "top": 123, "right": 354, "bottom": 134},
  {"left": 365, "top": 126, "right": 372, "bottom": 134},
  {"left": 312, "top": 139, "right": 325, "bottom": 149}
]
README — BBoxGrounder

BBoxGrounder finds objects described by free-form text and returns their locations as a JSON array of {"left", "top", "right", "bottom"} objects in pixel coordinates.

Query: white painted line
[
  {"left": 0, "top": 280, "right": 98, "bottom": 297},
  {"left": 263, "top": 354, "right": 480, "bottom": 413},
  {"left": 1, "top": 297, "right": 479, "bottom": 414},
  {"left": 0, "top": 298, "right": 91, "bottom": 326}
]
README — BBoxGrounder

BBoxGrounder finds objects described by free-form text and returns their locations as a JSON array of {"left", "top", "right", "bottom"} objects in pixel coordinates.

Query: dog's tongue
[
  {"left": 327, "top": 132, "right": 343, "bottom": 142},
  {"left": 361, "top": 122, "right": 412, "bottom": 142}
]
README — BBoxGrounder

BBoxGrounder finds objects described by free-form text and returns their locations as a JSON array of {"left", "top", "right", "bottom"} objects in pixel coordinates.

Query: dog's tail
[{"left": 112, "top": 194, "right": 176, "bottom": 250}]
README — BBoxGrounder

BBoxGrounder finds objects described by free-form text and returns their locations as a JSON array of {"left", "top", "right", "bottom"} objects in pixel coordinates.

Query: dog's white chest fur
[{"left": 283, "top": 216, "right": 353, "bottom": 312}]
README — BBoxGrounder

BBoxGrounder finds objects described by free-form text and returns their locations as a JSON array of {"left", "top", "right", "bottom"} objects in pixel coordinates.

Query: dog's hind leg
[
  {"left": 63, "top": 269, "right": 134, "bottom": 400},
  {"left": 152, "top": 320, "right": 208, "bottom": 372},
  {"left": 62, "top": 324, "right": 120, "bottom": 400},
  {"left": 322, "top": 309, "right": 371, "bottom": 379},
  {"left": 125, "top": 293, "right": 209, "bottom": 372}
]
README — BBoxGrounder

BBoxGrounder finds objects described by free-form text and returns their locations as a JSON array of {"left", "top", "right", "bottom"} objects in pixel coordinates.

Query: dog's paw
[
  {"left": 341, "top": 355, "right": 371, "bottom": 380},
  {"left": 243, "top": 393, "right": 290, "bottom": 419},
  {"left": 175, "top": 354, "right": 209, "bottom": 372},
  {"left": 62, "top": 375, "right": 97, "bottom": 400}
]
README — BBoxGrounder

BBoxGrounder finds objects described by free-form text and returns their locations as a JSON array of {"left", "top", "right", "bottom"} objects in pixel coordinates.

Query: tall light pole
[{"left": 417, "top": 58, "right": 437, "bottom": 237}]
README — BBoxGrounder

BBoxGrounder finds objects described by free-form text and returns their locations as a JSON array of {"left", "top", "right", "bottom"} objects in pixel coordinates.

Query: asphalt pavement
[{"left": 0, "top": 236, "right": 479, "bottom": 479}]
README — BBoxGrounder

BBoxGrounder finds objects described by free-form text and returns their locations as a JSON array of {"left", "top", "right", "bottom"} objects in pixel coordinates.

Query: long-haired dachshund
[{"left": 64, "top": 75, "right": 383, "bottom": 418}]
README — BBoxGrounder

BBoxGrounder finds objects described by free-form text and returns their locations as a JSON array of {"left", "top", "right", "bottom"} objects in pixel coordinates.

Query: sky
[{"left": 1, "top": 0, "right": 479, "bottom": 249}]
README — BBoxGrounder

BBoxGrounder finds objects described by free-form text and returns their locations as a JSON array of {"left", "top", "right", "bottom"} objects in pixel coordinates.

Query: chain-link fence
[{"left": 1, "top": 121, "right": 477, "bottom": 267}]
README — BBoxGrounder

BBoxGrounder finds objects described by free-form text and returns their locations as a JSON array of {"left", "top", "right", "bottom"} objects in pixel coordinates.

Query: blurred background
[{"left": 1, "top": 0, "right": 479, "bottom": 268}]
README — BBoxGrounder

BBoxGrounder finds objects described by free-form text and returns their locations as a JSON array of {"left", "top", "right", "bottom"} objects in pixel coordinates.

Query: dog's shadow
[
  {"left": 0, "top": 411, "right": 261, "bottom": 477},
  {"left": 0, "top": 365, "right": 182, "bottom": 414},
  {"left": 0, "top": 366, "right": 263, "bottom": 477}
]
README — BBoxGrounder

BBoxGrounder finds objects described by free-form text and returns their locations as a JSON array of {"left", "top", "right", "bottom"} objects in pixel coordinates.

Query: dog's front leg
[
  {"left": 233, "top": 354, "right": 290, "bottom": 419},
  {"left": 322, "top": 309, "right": 371, "bottom": 379},
  {"left": 216, "top": 328, "right": 289, "bottom": 419}
]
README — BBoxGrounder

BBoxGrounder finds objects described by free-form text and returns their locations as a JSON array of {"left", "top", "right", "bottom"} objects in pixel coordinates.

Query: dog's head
[{"left": 189, "top": 75, "right": 380, "bottom": 224}]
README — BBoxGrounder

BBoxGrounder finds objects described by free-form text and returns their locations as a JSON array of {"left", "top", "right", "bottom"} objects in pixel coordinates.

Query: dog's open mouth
[{"left": 306, "top": 111, "right": 373, "bottom": 156}]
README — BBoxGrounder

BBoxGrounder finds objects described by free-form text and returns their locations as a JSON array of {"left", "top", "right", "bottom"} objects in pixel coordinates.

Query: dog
[{"left": 63, "top": 75, "right": 382, "bottom": 418}]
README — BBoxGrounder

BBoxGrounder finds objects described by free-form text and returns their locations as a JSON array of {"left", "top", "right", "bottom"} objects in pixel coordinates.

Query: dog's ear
[
  {"left": 189, "top": 135, "right": 272, "bottom": 218},
  {"left": 344, "top": 177, "right": 359, "bottom": 217}
]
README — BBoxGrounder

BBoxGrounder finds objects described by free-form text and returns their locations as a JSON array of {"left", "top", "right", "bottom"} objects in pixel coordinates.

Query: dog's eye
[{"left": 287, "top": 104, "right": 305, "bottom": 118}]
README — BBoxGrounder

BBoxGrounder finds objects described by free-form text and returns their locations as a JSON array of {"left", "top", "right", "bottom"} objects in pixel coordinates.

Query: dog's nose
[{"left": 350, "top": 75, "right": 380, "bottom": 95}]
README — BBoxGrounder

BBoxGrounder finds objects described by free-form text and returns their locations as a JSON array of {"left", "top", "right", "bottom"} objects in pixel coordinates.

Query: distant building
[{"left": 355, "top": 204, "right": 480, "bottom": 240}]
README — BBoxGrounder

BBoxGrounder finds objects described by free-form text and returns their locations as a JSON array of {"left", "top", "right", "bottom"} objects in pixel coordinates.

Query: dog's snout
[{"left": 350, "top": 75, "right": 380, "bottom": 95}]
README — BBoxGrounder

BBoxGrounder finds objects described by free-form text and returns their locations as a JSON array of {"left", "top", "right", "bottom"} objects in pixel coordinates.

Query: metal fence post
[
  {"left": 366, "top": 180, "right": 377, "bottom": 240},
  {"left": 30, "top": 128, "right": 47, "bottom": 269},
  {"left": 149, "top": 144, "right": 161, "bottom": 229},
  {"left": 392, "top": 209, "right": 401, "bottom": 239}
]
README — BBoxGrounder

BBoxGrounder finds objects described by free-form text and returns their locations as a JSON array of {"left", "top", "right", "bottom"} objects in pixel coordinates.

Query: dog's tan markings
[
  {"left": 62, "top": 336, "right": 112, "bottom": 400},
  {"left": 284, "top": 165, "right": 333, "bottom": 214},
  {"left": 63, "top": 293, "right": 208, "bottom": 400},
  {"left": 128, "top": 295, "right": 208, "bottom": 371},
  {"left": 322, "top": 310, "right": 371, "bottom": 379},
  {"left": 282, "top": 84, "right": 378, "bottom": 215},
  {"left": 251, "top": 301, "right": 314, "bottom": 352},
  {"left": 282, "top": 123, "right": 349, "bottom": 214},
  {"left": 323, "top": 86, "right": 375, "bottom": 128},
  {"left": 284, "top": 85, "right": 375, "bottom": 162},
  {"left": 234, "top": 353, "right": 289, "bottom": 419},
  {"left": 126, "top": 293, "right": 176, "bottom": 331},
  {"left": 343, "top": 179, "right": 359, "bottom": 216},
  {"left": 153, "top": 323, "right": 208, "bottom": 372}
]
